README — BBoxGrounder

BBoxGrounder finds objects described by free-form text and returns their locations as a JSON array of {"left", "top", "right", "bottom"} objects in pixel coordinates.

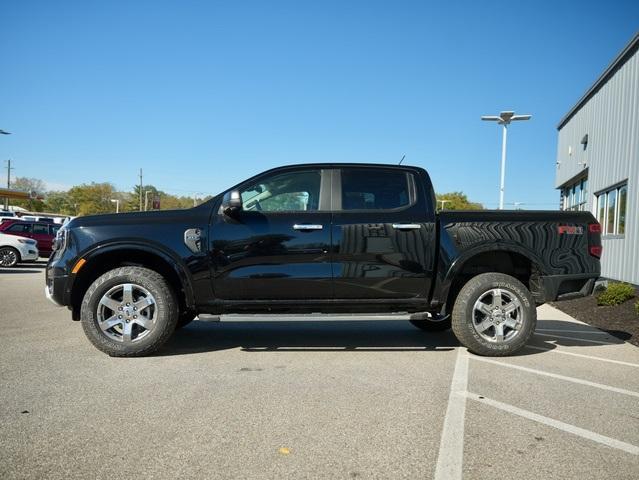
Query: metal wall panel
[{"left": 555, "top": 50, "right": 639, "bottom": 284}]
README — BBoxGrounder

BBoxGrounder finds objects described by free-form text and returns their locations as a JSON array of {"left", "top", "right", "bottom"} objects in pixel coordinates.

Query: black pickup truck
[{"left": 45, "top": 164, "right": 602, "bottom": 357}]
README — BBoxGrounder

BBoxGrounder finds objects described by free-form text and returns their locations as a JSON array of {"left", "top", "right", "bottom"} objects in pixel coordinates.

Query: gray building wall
[{"left": 555, "top": 39, "right": 639, "bottom": 285}]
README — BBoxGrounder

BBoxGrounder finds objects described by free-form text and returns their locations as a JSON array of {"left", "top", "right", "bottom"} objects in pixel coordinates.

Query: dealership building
[{"left": 555, "top": 31, "right": 638, "bottom": 285}]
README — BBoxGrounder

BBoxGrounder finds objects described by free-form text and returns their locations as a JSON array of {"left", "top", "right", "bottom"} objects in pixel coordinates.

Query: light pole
[
  {"left": 1, "top": 130, "right": 11, "bottom": 211},
  {"left": 481, "top": 111, "right": 531, "bottom": 209},
  {"left": 110, "top": 199, "right": 120, "bottom": 213},
  {"left": 144, "top": 190, "right": 155, "bottom": 211},
  {"left": 438, "top": 199, "right": 451, "bottom": 211}
]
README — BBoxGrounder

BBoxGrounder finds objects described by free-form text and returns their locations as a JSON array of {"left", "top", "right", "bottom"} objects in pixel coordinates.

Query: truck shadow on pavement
[
  {"left": 0, "top": 268, "right": 43, "bottom": 274},
  {"left": 157, "top": 318, "right": 627, "bottom": 357},
  {"left": 0, "top": 261, "right": 47, "bottom": 274}
]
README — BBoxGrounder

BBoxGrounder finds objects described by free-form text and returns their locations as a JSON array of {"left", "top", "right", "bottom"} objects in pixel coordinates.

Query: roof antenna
[{"left": 398, "top": 154, "right": 406, "bottom": 165}]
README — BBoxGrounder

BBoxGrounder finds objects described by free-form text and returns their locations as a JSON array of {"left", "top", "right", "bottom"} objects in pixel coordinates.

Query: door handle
[
  {"left": 293, "top": 224, "right": 323, "bottom": 231},
  {"left": 392, "top": 223, "right": 422, "bottom": 230}
]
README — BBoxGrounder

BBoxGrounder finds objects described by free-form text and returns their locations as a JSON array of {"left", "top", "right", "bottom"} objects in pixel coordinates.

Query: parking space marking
[
  {"left": 434, "top": 348, "right": 469, "bottom": 480},
  {"left": 465, "top": 392, "right": 639, "bottom": 456},
  {"left": 524, "top": 345, "right": 639, "bottom": 368},
  {"left": 534, "top": 332, "right": 620, "bottom": 345},
  {"left": 471, "top": 356, "right": 639, "bottom": 399},
  {"left": 536, "top": 328, "right": 608, "bottom": 335}
]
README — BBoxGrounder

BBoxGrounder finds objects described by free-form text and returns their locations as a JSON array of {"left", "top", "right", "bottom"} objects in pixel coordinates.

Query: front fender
[{"left": 75, "top": 240, "right": 196, "bottom": 310}]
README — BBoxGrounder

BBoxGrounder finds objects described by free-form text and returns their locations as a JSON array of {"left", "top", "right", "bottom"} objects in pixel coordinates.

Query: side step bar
[{"left": 197, "top": 312, "right": 436, "bottom": 323}]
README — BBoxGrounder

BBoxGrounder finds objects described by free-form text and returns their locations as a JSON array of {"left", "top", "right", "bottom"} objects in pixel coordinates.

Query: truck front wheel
[
  {"left": 80, "top": 266, "right": 179, "bottom": 357},
  {"left": 451, "top": 272, "right": 536, "bottom": 356}
]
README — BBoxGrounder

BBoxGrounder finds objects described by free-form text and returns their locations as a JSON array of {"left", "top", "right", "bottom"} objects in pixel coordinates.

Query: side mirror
[{"left": 222, "top": 190, "right": 243, "bottom": 215}]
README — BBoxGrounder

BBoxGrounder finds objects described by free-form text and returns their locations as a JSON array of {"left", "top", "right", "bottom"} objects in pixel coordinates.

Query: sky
[{"left": 1, "top": 0, "right": 638, "bottom": 208}]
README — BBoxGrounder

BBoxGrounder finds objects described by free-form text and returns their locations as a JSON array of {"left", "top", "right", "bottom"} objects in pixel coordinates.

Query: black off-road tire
[
  {"left": 409, "top": 314, "right": 451, "bottom": 331},
  {"left": 0, "top": 246, "right": 20, "bottom": 268},
  {"left": 451, "top": 272, "right": 536, "bottom": 356},
  {"left": 81, "top": 266, "right": 178, "bottom": 357}
]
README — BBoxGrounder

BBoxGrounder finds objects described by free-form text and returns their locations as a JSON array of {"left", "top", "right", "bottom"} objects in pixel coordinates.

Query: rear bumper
[{"left": 535, "top": 273, "right": 598, "bottom": 304}]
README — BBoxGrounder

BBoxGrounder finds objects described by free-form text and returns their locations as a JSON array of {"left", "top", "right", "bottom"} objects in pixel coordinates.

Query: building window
[
  {"left": 562, "top": 177, "right": 588, "bottom": 211},
  {"left": 618, "top": 186, "right": 627, "bottom": 235},
  {"left": 595, "top": 182, "right": 628, "bottom": 236},
  {"left": 606, "top": 189, "right": 616, "bottom": 234}
]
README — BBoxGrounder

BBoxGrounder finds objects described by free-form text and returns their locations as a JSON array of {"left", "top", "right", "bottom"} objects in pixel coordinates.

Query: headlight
[
  {"left": 52, "top": 228, "right": 68, "bottom": 252},
  {"left": 17, "top": 238, "right": 37, "bottom": 245}
]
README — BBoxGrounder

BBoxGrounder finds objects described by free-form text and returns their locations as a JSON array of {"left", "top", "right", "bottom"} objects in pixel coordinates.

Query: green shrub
[{"left": 596, "top": 282, "right": 636, "bottom": 306}]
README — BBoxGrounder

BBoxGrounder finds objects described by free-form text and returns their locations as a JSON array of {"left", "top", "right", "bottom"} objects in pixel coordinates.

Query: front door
[
  {"left": 210, "top": 167, "right": 333, "bottom": 300},
  {"left": 331, "top": 167, "right": 436, "bottom": 299}
]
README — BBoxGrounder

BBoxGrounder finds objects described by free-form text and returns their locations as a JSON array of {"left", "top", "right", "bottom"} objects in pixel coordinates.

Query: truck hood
[{"left": 66, "top": 201, "right": 215, "bottom": 229}]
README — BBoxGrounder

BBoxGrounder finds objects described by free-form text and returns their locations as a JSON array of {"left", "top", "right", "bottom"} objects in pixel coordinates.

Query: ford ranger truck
[{"left": 45, "top": 164, "right": 601, "bottom": 357}]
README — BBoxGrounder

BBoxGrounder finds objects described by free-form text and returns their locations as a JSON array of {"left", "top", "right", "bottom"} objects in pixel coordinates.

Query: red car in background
[{"left": 0, "top": 220, "right": 61, "bottom": 257}]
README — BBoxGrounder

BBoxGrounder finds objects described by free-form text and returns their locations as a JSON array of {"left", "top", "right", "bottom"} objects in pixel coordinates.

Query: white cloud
[{"left": 44, "top": 181, "right": 72, "bottom": 192}]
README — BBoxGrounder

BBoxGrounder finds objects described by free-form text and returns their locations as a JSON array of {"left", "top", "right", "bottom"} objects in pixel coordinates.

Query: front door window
[{"left": 240, "top": 170, "right": 322, "bottom": 212}]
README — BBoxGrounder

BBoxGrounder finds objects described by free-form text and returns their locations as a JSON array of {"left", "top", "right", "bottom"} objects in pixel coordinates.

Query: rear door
[
  {"left": 331, "top": 167, "right": 436, "bottom": 299},
  {"left": 31, "top": 223, "right": 52, "bottom": 254},
  {"left": 210, "top": 167, "right": 334, "bottom": 300}
]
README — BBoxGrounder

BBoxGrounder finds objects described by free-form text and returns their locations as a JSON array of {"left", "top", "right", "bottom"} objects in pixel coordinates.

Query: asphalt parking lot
[{"left": 1, "top": 262, "right": 638, "bottom": 479}]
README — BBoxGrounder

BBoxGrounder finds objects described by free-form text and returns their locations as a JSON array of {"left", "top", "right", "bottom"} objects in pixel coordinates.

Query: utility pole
[
  {"left": 4, "top": 159, "right": 14, "bottom": 211},
  {"left": 138, "top": 168, "right": 143, "bottom": 211}
]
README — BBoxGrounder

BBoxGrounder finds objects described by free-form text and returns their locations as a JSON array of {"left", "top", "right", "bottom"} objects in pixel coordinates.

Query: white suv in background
[{"left": 0, "top": 232, "right": 39, "bottom": 267}]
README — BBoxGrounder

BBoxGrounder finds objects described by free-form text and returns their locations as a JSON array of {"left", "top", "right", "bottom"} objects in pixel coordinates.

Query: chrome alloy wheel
[
  {"left": 96, "top": 283, "right": 157, "bottom": 343},
  {"left": 472, "top": 288, "right": 523, "bottom": 343},
  {"left": 0, "top": 248, "right": 18, "bottom": 267}
]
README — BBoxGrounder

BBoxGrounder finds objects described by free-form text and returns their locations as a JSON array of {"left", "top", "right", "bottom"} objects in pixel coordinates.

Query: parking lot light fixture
[
  {"left": 110, "top": 199, "right": 120, "bottom": 213},
  {"left": 481, "top": 111, "right": 532, "bottom": 209}
]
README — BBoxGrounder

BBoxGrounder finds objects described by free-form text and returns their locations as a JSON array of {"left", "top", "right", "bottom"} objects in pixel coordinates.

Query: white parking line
[
  {"left": 465, "top": 392, "right": 639, "bottom": 456},
  {"left": 535, "top": 332, "right": 620, "bottom": 345},
  {"left": 524, "top": 345, "right": 639, "bottom": 368},
  {"left": 536, "top": 328, "right": 608, "bottom": 335},
  {"left": 472, "top": 356, "right": 639, "bottom": 399},
  {"left": 434, "top": 348, "right": 468, "bottom": 480}
]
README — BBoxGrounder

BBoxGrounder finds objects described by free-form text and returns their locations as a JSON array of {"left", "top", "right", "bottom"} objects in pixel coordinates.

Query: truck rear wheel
[
  {"left": 451, "top": 272, "right": 536, "bottom": 356},
  {"left": 80, "top": 266, "right": 178, "bottom": 357}
]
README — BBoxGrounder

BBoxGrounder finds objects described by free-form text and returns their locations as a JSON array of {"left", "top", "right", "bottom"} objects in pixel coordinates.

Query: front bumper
[
  {"left": 45, "top": 284, "right": 64, "bottom": 306},
  {"left": 21, "top": 249, "right": 39, "bottom": 262},
  {"left": 45, "top": 260, "right": 70, "bottom": 307}
]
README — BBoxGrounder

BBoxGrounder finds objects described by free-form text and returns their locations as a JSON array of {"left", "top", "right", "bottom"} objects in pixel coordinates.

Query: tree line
[
  {"left": 9, "top": 177, "right": 211, "bottom": 216},
  {"left": 8, "top": 177, "right": 483, "bottom": 215}
]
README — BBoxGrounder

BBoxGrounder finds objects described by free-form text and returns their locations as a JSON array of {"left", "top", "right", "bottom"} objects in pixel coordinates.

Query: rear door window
[
  {"left": 32, "top": 224, "right": 49, "bottom": 235},
  {"left": 341, "top": 168, "right": 411, "bottom": 210}
]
